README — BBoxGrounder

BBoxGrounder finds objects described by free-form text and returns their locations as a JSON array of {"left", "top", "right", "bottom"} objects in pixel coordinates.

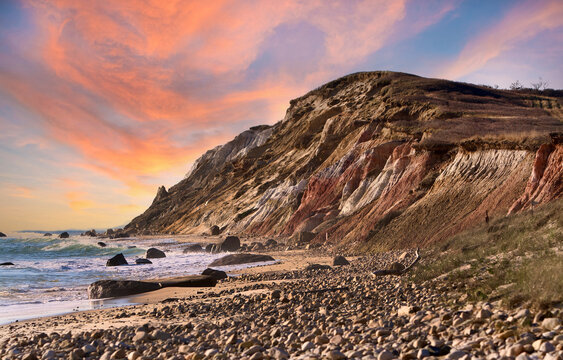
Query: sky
[{"left": 0, "top": 0, "right": 562, "bottom": 232}]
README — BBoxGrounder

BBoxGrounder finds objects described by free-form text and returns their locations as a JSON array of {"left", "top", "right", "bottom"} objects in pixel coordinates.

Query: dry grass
[{"left": 410, "top": 198, "right": 563, "bottom": 308}]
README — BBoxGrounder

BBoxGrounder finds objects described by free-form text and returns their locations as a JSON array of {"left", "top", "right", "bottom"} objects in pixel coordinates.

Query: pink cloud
[{"left": 441, "top": 0, "right": 563, "bottom": 81}]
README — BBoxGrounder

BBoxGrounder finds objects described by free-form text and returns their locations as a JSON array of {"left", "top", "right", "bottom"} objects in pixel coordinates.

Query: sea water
[{"left": 0, "top": 232, "right": 271, "bottom": 324}]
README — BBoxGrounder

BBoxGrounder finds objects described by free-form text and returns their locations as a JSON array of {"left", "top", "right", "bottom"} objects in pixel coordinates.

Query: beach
[{"left": 1, "top": 246, "right": 561, "bottom": 360}]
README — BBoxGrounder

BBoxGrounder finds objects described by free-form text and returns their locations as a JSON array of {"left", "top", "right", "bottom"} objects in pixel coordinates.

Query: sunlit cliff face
[{"left": 0, "top": 0, "right": 561, "bottom": 231}]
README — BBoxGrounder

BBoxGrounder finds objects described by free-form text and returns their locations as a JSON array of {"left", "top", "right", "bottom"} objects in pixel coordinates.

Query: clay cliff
[{"left": 125, "top": 71, "right": 563, "bottom": 250}]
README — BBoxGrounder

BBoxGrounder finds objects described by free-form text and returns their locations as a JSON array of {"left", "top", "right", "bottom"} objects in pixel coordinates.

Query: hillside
[{"left": 125, "top": 71, "right": 563, "bottom": 250}]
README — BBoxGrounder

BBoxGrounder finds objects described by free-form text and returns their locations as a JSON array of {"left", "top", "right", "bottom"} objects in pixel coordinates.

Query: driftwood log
[{"left": 372, "top": 248, "right": 420, "bottom": 276}]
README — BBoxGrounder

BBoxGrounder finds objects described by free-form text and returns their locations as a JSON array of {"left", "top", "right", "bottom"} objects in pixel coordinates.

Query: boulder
[
  {"left": 88, "top": 280, "right": 161, "bottom": 299},
  {"left": 84, "top": 229, "right": 97, "bottom": 237},
  {"left": 305, "top": 264, "right": 331, "bottom": 271},
  {"left": 183, "top": 244, "right": 204, "bottom": 253},
  {"left": 43, "top": 233, "right": 52, "bottom": 236},
  {"left": 219, "top": 236, "right": 240, "bottom": 252},
  {"left": 159, "top": 275, "right": 217, "bottom": 288},
  {"left": 146, "top": 248, "right": 166, "bottom": 259},
  {"left": 205, "top": 244, "right": 215, "bottom": 253},
  {"left": 333, "top": 256, "right": 350, "bottom": 266},
  {"left": 389, "top": 262, "right": 406, "bottom": 272},
  {"left": 135, "top": 258, "right": 152, "bottom": 265},
  {"left": 97, "top": 242, "right": 107, "bottom": 247},
  {"left": 296, "top": 231, "right": 315, "bottom": 244},
  {"left": 106, "top": 253, "right": 128, "bottom": 266},
  {"left": 59, "top": 232, "right": 70, "bottom": 239},
  {"left": 0, "top": 262, "right": 14, "bottom": 266},
  {"left": 209, "top": 253, "right": 275, "bottom": 266},
  {"left": 0, "top": 232, "right": 6, "bottom": 237},
  {"left": 111, "top": 231, "right": 129, "bottom": 239},
  {"left": 265, "top": 239, "right": 278, "bottom": 247},
  {"left": 105, "top": 229, "right": 115, "bottom": 236},
  {"left": 210, "top": 225, "right": 221, "bottom": 236},
  {"left": 202, "top": 268, "right": 228, "bottom": 280},
  {"left": 250, "top": 242, "right": 265, "bottom": 251}
]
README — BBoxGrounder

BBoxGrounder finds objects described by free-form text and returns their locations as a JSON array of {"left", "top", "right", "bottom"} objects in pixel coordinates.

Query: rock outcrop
[
  {"left": 146, "top": 248, "right": 166, "bottom": 259},
  {"left": 125, "top": 71, "right": 563, "bottom": 250},
  {"left": 59, "top": 232, "right": 69, "bottom": 239},
  {"left": 0, "top": 232, "right": 6, "bottom": 237}
]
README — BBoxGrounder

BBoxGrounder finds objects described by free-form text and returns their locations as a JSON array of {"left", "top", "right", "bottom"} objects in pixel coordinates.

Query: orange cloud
[{"left": 441, "top": 0, "right": 563, "bottom": 80}]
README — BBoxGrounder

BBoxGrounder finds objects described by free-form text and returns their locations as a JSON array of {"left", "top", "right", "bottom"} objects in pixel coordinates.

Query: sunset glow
[{"left": 1, "top": 0, "right": 562, "bottom": 231}]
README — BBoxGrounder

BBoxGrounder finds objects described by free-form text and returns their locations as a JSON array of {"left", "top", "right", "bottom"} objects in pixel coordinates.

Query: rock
[
  {"left": 111, "top": 231, "right": 129, "bottom": 239},
  {"left": 305, "top": 264, "right": 331, "bottom": 271},
  {"left": 210, "top": 225, "right": 221, "bottom": 235},
  {"left": 152, "top": 185, "right": 168, "bottom": 204},
  {"left": 542, "top": 318, "right": 561, "bottom": 331},
  {"left": 209, "top": 253, "right": 274, "bottom": 266},
  {"left": 81, "top": 345, "right": 96, "bottom": 354},
  {"left": 88, "top": 280, "right": 161, "bottom": 299},
  {"left": 59, "top": 232, "right": 69, "bottom": 238},
  {"left": 22, "top": 353, "right": 38, "bottom": 360},
  {"left": 398, "top": 305, "right": 418, "bottom": 317},
  {"left": 150, "top": 329, "right": 170, "bottom": 340},
  {"left": 539, "top": 342, "right": 555, "bottom": 353},
  {"left": 205, "top": 244, "right": 215, "bottom": 252},
  {"left": 202, "top": 268, "right": 228, "bottom": 280},
  {"left": 301, "top": 341, "right": 315, "bottom": 351},
  {"left": 84, "top": 229, "right": 97, "bottom": 237},
  {"left": 0, "top": 262, "right": 14, "bottom": 266},
  {"left": 327, "top": 350, "right": 346, "bottom": 360},
  {"left": 133, "top": 331, "right": 148, "bottom": 342},
  {"left": 106, "top": 253, "right": 128, "bottom": 266},
  {"left": 476, "top": 308, "right": 493, "bottom": 319},
  {"left": 41, "top": 350, "right": 55, "bottom": 359},
  {"left": 97, "top": 241, "right": 107, "bottom": 247},
  {"left": 0, "top": 232, "right": 6, "bottom": 237},
  {"left": 159, "top": 275, "right": 217, "bottom": 288},
  {"left": 265, "top": 239, "right": 278, "bottom": 247},
  {"left": 446, "top": 350, "right": 468, "bottom": 359},
  {"left": 146, "top": 248, "right": 166, "bottom": 258},
  {"left": 333, "top": 255, "right": 350, "bottom": 266},
  {"left": 135, "top": 258, "right": 152, "bottom": 265},
  {"left": 110, "top": 348, "right": 126, "bottom": 359},
  {"left": 43, "top": 233, "right": 52, "bottom": 236},
  {"left": 269, "top": 347, "right": 289, "bottom": 360},
  {"left": 507, "top": 344, "right": 524, "bottom": 357},
  {"left": 183, "top": 244, "right": 204, "bottom": 253},
  {"left": 296, "top": 231, "right": 315, "bottom": 244},
  {"left": 219, "top": 236, "right": 241, "bottom": 252},
  {"left": 389, "top": 262, "right": 405, "bottom": 272},
  {"left": 378, "top": 350, "right": 394, "bottom": 360}
]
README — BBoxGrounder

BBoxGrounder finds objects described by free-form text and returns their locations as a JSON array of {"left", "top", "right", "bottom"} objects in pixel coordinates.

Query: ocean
[{"left": 0, "top": 232, "right": 268, "bottom": 324}]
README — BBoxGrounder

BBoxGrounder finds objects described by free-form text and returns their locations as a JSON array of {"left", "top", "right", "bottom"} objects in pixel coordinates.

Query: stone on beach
[
  {"left": 333, "top": 255, "right": 350, "bottom": 266},
  {"left": 97, "top": 241, "right": 107, "bottom": 247},
  {"left": 202, "top": 268, "right": 228, "bottom": 280},
  {"left": 106, "top": 253, "right": 128, "bottom": 266},
  {"left": 158, "top": 275, "right": 217, "bottom": 288},
  {"left": 305, "top": 264, "right": 331, "bottom": 271},
  {"left": 183, "top": 244, "right": 204, "bottom": 253},
  {"left": 146, "top": 248, "right": 166, "bottom": 258},
  {"left": 209, "top": 253, "right": 274, "bottom": 266},
  {"left": 87, "top": 280, "right": 161, "bottom": 299},
  {"left": 135, "top": 258, "right": 152, "bottom": 265},
  {"left": 59, "top": 232, "right": 69, "bottom": 238},
  {"left": 218, "top": 236, "right": 241, "bottom": 252}
]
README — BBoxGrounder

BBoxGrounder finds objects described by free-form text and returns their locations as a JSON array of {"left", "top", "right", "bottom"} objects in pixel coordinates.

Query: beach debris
[
  {"left": 202, "top": 268, "right": 228, "bottom": 280},
  {"left": 106, "top": 253, "right": 128, "bottom": 266},
  {"left": 135, "top": 258, "right": 152, "bottom": 265},
  {"left": 209, "top": 253, "right": 274, "bottom": 266},
  {"left": 59, "top": 232, "right": 69, "bottom": 238},
  {"left": 333, "top": 255, "right": 350, "bottom": 266},
  {"left": 146, "top": 248, "right": 166, "bottom": 259},
  {"left": 372, "top": 248, "right": 420, "bottom": 276}
]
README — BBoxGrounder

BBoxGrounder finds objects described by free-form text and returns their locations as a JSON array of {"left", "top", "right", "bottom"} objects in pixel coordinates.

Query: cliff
[{"left": 125, "top": 71, "right": 563, "bottom": 250}]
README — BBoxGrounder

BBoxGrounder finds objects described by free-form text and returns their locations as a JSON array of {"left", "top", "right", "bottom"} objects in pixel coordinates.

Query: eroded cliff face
[{"left": 126, "top": 71, "right": 563, "bottom": 250}]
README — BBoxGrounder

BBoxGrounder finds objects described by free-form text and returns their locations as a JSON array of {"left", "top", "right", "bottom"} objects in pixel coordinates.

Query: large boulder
[
  {"left": 106, "top": 253, "right": 128, "bottom": 266},
  {"left": 159, "top": 275, "right": 217, "bottom": 288},
  {"left": 0, "top": 232, "right": 6, "bottom": 237},
  {"left": 296, "top": 231, "right": 315, "bottom": 244},
  {"left": 202, "top": 268, "right": 228, "bottom": 280},
  {"left": 59, "top": 232, "right": 69, "bottom": 239},
  {"left": 210, "top": 225, "right": 221, "bottom": 236},
  {"left": 333, "top": 256, "right": 350, "bottom": 266},
  {"left": 88, "top": 280, "right": 161, "bottom": 299},
  {"left": 0, "top": 262, "right": 14, "bottom": 266},
  {"left": 183, "top": 244, "right": 204, "bottom": 253},
  {"left": 146, "top": 248, "right": 166, "bottom": 259},
  {"left": 219, "top": 236, "right": 240, "bottom": 252},
  {"left": 209, "top": 253, "right": 274, "bottom": 266}
]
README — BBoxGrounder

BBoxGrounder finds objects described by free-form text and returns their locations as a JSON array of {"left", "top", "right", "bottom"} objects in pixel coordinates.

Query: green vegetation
[{"left": 410, "top": 198, "right": 563, "bottom": 309}]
